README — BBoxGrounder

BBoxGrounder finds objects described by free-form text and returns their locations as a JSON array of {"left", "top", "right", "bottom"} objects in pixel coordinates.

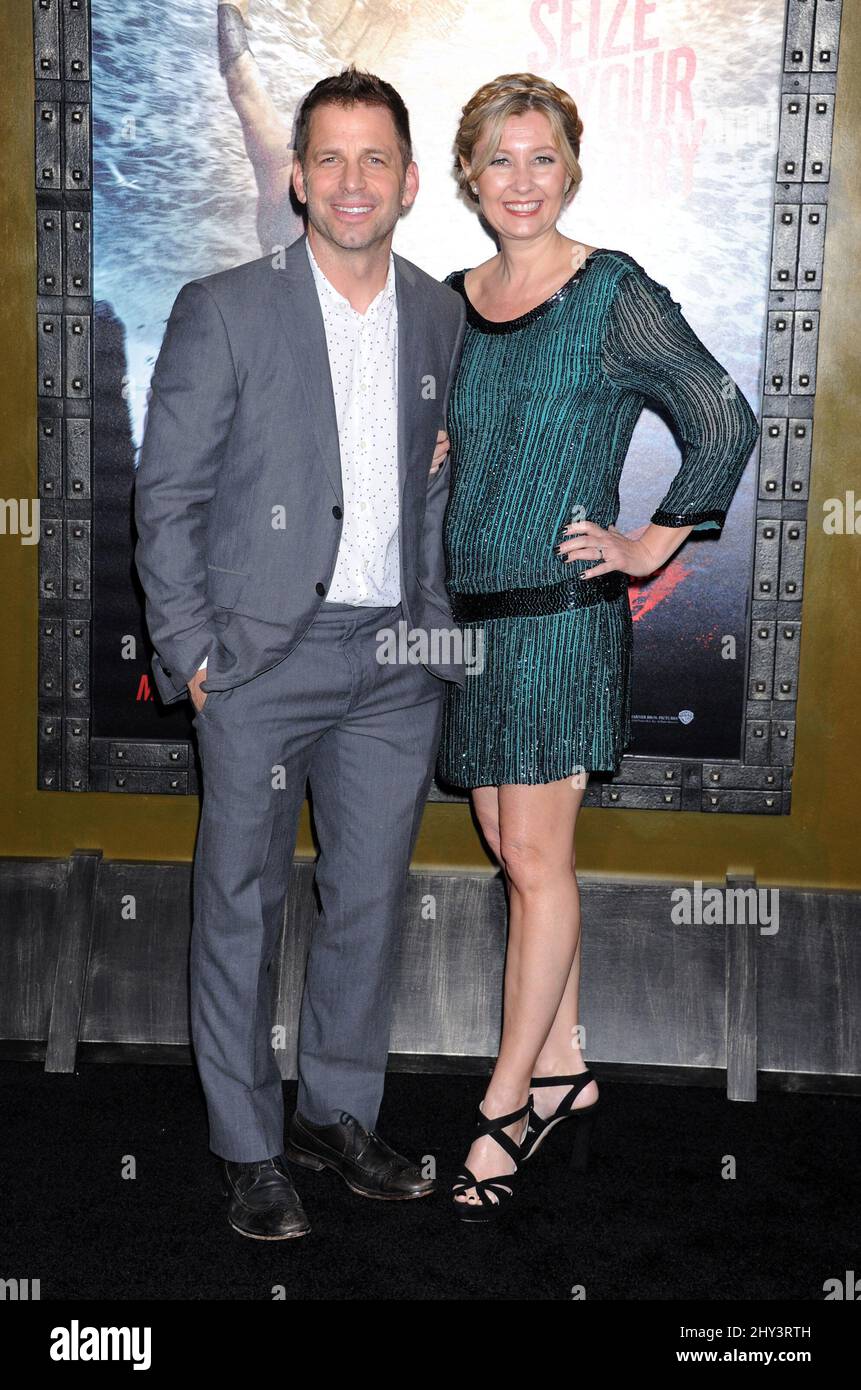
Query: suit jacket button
[
  {"left": 163, "top": 667, "right": 172, "bottom": 678},
  {"left": 315, "top": 582, "right": 326, "bottom": 596},
  {"left": 332, "top": 505, "right": 342, "bottom": 519}
]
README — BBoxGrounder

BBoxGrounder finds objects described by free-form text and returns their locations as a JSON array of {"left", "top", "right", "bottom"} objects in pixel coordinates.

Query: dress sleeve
[{"left": 602, "top": 265, "right": 760, "bottom": 532}]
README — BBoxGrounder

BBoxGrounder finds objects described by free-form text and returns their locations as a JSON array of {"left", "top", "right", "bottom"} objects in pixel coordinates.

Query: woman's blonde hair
[{"left": 454, "top": 72, "right": 584, "bottom": 207}]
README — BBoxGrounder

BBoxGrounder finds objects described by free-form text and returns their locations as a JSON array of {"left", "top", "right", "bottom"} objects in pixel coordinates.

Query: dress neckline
[{"left": 454, "top": 249, "right": 610, "bottom": 334}]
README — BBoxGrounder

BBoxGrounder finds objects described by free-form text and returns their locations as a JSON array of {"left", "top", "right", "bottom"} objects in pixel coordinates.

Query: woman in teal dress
[{"left": 441, "top": 74, "right": 759, "bottom": 1221}]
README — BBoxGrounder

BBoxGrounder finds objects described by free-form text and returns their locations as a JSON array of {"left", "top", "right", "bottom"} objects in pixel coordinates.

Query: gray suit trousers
[{"left": 189, "top": 599, "right": 445, "bottom": 1162}]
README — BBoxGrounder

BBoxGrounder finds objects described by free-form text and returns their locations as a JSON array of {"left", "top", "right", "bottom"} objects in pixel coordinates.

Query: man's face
[{"left": 294, "top": 100, "right": 418, "bottom": 252}]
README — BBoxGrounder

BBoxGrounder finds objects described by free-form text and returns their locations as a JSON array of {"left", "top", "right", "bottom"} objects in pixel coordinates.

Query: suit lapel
[
  {"left": 394, "top": 252, "right": 420, "bottom": 506},
  {"left": 272, "top": 233, "right": 343, "bottom": 503}
]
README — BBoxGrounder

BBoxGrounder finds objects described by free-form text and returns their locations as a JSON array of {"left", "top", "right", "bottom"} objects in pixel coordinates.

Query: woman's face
[{"left": 466, "top": 109, "right": 569, "bottom": 242}]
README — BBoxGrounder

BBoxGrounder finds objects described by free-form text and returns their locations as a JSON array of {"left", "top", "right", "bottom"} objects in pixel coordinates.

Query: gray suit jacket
[{"left": 134, "top": 232, "right": 468, "bottom": 706}]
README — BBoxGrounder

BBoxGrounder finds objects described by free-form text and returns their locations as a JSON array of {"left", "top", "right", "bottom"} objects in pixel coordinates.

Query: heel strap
[
  {"left": 530, "top": 1071, "right": 593, "bottom": 1090},
  {"left": 529, "top": 1071, "right": 594, "bottom": 1120}
]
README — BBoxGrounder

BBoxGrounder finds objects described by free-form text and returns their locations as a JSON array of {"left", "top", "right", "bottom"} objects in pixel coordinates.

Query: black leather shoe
[
  {"left": 219, "top": 1155, "right": 310, "bottom": 1239},
  {"left": 284, "top": 1111, "right": 435, "bottom": 1200}
]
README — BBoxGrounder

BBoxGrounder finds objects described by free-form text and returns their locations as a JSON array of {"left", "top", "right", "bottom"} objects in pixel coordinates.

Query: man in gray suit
[{"left": 134, "top": 66, "right": 466, "bottom": 1239}]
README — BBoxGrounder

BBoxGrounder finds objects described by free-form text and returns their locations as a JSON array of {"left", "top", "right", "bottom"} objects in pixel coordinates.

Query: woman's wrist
[{"left": 638, "top": 521, "right": 695, "bottom": 571}]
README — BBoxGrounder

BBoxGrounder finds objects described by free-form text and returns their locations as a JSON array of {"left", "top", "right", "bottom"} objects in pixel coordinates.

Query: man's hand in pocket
[{"left": 188, "top": 667, "right": 208, "bottom": 714}]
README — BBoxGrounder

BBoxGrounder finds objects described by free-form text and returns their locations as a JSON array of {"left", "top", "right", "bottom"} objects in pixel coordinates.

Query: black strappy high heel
[
  {"left": 521, "top": 1070, "right": 600, "bottom": 1168},
  {"left": 451, "top": 1096, "right": 533, "bottom": 1224}
]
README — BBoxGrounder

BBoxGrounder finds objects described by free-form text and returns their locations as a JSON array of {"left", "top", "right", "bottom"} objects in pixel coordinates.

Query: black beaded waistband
[{"left": 448, "top": 571, "right": 627, "bottom": 622}]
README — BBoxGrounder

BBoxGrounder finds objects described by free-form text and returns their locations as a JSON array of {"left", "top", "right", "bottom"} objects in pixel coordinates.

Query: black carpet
[{"left": 1, "top": 1060, "right": 857, "bottom": 1301}]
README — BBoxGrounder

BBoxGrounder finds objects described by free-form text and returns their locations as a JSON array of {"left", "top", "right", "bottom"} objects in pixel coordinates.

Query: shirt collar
[{"left": 305, "top": 234, "right": 396, "bottom": 317}]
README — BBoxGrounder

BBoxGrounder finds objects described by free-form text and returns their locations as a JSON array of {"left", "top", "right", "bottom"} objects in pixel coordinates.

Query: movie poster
[{"left": 91, "top": 0, "right": 784, "bottom": 764}]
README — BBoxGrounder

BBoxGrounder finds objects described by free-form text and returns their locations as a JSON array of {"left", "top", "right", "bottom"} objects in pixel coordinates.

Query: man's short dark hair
[{"left": 294, "top": 64, "right": 413, "bottom": 174}]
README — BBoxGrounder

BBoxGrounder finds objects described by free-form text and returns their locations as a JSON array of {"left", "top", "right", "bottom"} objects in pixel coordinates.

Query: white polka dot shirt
[{"left": 305, "top": 235, "right": 401, "bottom": 605}]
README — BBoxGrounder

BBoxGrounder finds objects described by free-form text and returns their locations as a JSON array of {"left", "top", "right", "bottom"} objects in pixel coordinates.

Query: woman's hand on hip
[{"left": 556, "top": 519, "right": 660, "bottom": 579}]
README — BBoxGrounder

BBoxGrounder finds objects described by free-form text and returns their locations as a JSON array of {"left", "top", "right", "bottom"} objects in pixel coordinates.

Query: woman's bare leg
[{"left": 454, "top": 776, "right": 588, "bottom": 1205}]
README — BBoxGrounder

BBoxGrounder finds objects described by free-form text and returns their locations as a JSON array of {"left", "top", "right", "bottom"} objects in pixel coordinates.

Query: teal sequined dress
[{"left": 436, "top": 248, "right": 759, "bottom": 788}]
